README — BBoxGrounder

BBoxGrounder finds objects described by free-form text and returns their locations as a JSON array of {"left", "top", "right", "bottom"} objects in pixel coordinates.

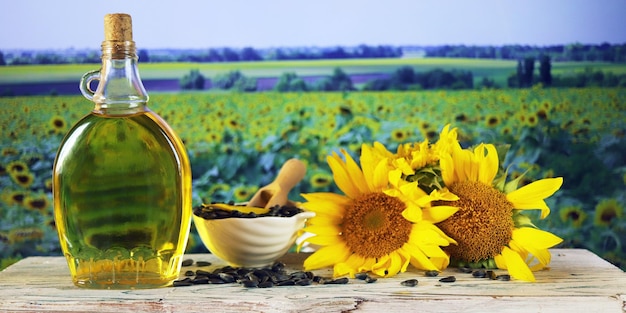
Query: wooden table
[{"left": 0, "top": 249, "right": 624, "bottom": 313}]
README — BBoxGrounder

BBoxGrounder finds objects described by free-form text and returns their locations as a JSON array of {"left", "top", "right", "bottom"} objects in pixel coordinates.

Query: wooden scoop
[{"left": 247, "top": 158, "right": 307, "bottom": 209}]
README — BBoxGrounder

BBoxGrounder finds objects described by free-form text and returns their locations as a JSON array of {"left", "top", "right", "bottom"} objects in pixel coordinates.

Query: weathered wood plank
[{"left": 0, "top": 249, "right": 624, "bottom": 313}]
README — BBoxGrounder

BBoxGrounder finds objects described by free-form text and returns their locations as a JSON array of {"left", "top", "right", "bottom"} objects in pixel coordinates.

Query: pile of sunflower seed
[
  {"left": 399, "top": 267, "right": 511, "bottom": 287},
  {"left": 193, "top": 203, "right": 304, "bottom": 219},
  {"left": 172, "top": 259, "right": 376, "bottom": 288}
]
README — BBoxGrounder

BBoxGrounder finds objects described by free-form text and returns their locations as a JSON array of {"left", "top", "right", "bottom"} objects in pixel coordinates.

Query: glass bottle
[{"left": 53, "top": 13, "right": 192, "bottom": 289}]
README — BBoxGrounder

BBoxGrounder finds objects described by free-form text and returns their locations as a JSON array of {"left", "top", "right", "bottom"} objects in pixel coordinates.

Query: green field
[
  {"left": 2, "top": 58, "right": 626, "bottom": 87},
  {"left": 1, "top": 87, "right": 625, "bottom": 271}
]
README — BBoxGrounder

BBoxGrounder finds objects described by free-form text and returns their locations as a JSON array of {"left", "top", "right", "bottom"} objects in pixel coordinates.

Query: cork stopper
[{"left": 104, "top": 13, "right": 133, "bottom": 41}]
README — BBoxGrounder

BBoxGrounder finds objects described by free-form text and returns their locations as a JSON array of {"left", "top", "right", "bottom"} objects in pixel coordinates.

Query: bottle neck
[{"left": 92, "top": 40, "right": 149, "bottom": 115}]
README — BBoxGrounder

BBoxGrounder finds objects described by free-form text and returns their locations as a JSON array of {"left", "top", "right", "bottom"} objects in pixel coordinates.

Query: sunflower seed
[
  {"left": 472, "top": 270, "right": 487, "bottom": 278},
  {"left": 181, "top": 259, "right": 194, "bottom": 267},
  {"left": 355, "top": 272, "right": 369, "bottom": 280},
  {"left": 487, "top": 270, "right": 497, "bottom": 280},
  {"left": 172, "top": 280, "right": 194, "bottom": 287},
  {"left": 425, "top": 270, "right": 440, "bottom": 277},
  {"left": 401, "top": 279, "right": 419, "bottom": 287},
  {"left": 242, "top": 279, "right": 259, "bottom": 288},
  {"left": 191, "top": 277, "right": 209, "bottom": 284},
  {"left": 276, "top": 280, "right": 296, "bottom": 286},
  {"left": 458, "top": 267, "right": 473, "bottom": 273},
  {"left": 496, "top": 274, "right": 511, "bottom": 281},
  {"left": 325, "top": 277, "right": 349, "bottom": 284},
  {"left": 218, "top": 273, "right": 236, "bottom": 283},
  {"left": 296, "top": 278, "right": 312, "bottom": 286},
  {"left": 196, "top": 261, "right": 212, "bottom": 267},
  {"left": 258, "top": 281, "right": 274, "bottom": 288},
  {"left": 365, "top": 276, "right": 377, "bottom": 283},
  {"left": 439, "top": 276, "right": 456, "bottom": 283},
  {"left": 184, "top": 270, "right": 195, "bottom": 276}
]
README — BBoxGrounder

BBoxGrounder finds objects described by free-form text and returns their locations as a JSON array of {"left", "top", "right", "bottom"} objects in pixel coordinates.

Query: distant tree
[
  {"left": 515, "top": 60, "right": 524, "bottom": 87},
  {"left": 362, "top": 78, "right": 391, "bottom": 91},
  {"left": 222, "top": 48, "right": 240, "bottom": 62},
  {"left": 392, "top": 66, "right": 417, "bottom": 84},
  {"left": 539, "top": 54, "right": 552, "bottom": 86},
  {"left": 322, "top": 47, "right": 348, "bottom": 59},
  {"left": 138, "top": 49, "right": 150, "bottom": 62},
  {"left": 207, "top": 49, "right": 223, "bottom": 62},
  {"left": 179, "top": 69, "right": 205, "bottom": 90},
  {"left": 213, "top": 70, "right": 257, "bottom": 92},
  {"left": 479, "top": 77, "right": 498, "bottom": 89},
  {"left": 240, "top": 47, "right": 262, "bottom": 61},
  {"left": 523, "top": 57, "right": 535, "bottom": 87},
  {"left": 0, "top": 51, "right": 5, "bottom": 66},
  {"left": 274, "top": 72, "right": 309, "bottom": 92},
  {"left": 315, "top": 68, "right": 354, "bottom": 91}
]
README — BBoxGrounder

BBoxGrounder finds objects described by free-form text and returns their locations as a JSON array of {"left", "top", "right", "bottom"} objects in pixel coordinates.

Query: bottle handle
[{"left": 79, "top": 70, "right": 100, "bottom": 100}]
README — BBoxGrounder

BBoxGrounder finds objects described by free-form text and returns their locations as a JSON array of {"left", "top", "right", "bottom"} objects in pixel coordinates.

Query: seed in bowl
[{"left": 193, "top": 203, "right": 305, "bottom": 219}]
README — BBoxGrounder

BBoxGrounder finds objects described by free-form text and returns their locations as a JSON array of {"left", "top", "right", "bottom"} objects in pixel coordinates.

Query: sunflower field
[{"left": 1, "top": 87, "right": 625, "bottom": 270}]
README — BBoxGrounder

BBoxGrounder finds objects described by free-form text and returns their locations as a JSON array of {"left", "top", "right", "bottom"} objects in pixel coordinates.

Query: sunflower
[
  {"left": 559, "top": 205, "right": 587, "bottom": 228},
  {"left": 377, "top": 124, "right": 459, "bottom": 194},
  {"left": 437, "top": 143, "right": 563, "bottom": 282},
  {"left": 310, "top": 171, "right": 333, "bottom": 189},
  {"left": 593, "top": 198, "right": 623, "bottom": 227},
  {"left": 10, "top": 171, "right": 35, "bottom": 189},
  {"left": 300, "top": 144, "right": 458, "bottom": 278},
  {"left": 24, "top": 194, "right": 50, "bottom": 213},
  {"left": 48, "top": 115, "right": 67, "bottom": 134},
  {"left": 232, "top": 185, "right": 253, "bottom": 203},
  {"left": 7, "top": 160, "right": 28, "bottom": 174}
]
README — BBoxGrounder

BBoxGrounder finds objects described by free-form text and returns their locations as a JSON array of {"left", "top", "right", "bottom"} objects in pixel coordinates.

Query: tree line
[
  {"left": 2, "top": 43, "right": 625, "bottom": 65},
  {"left": 424, "top": 43, "right": 626, "bottom": 63},
  {"left": 181, "top": 67, "right": 477, "bottom": 92},
  {"left": 181, "top": 58, "right": 626, "bottom": 93},
  {"left": 0, "top": 45, "right": 401, "bottom": 65}
]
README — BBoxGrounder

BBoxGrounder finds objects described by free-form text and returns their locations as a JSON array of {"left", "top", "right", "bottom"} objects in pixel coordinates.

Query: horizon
[
  {"left": 2, "top": 42, "right": 625, "bottom": 54},
  {"left": 1, "top": 0, "right": 626, "bottom": 50}
]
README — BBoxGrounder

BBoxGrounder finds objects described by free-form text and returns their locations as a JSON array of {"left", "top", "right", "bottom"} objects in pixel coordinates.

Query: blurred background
[{"left": 1, "top": 0, "right": 625, "bottom": 270}]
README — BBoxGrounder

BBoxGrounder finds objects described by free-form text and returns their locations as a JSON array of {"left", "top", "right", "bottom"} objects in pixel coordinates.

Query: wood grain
[{"left": 0, "top": 249, "right": 624, "bottom": 313}]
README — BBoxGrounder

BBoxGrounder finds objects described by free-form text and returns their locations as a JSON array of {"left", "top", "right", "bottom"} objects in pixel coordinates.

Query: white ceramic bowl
[{"left": 193, "top": 211, "right": 315, "bottom": 268}]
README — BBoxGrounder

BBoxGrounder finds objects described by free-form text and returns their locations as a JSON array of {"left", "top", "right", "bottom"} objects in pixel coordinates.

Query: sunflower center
[
  {"left": 436, "top": 180, "right": 514, "bottom": 262},
  {"left": 342, "top": 192, "right": 411, "bottom": 258}
]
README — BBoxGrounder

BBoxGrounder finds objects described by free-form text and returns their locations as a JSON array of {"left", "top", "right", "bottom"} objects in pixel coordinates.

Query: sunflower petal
[
  {"left": 500, "top": 246, "right": 536, "bottom": 282},
  {"left": 371, "top": 159, "right": 390, "bottom": 191},
  {"left": 405, "top": 243, "right": 438, "bottom": 271},
  {"left": 327, "top": 153, "right": 360, "bottom": 199},
  {"left": 506, "top": 177, "right": 563, "bottom": 218},
  {"left": 301, "top": 193, "right": 348, "bottom": 217},
  {"left": 357, "top": 255, "right": 377, "bottom": 273},
  {"left": 303, "top": 242, "right": 351, "bottom": 270},
  {"left": 334, "top": 254, "right": 368, "bottom": 277},
  {"left": 397, "top": 248, "right": 412, "bottom": 272},
  {"left": 402, "top": 207, "right": 422, "bottom": 223},
  {"left": 512, "top": 227, "right": 563, "bottom": 250},
  {"left": 422, "top": 205, "right": 458, "bottom": 223},
  {"left": 359, "top": 144, "right": 377, "bottom": 190},
  {"left": 304, "top": 234, "right": 342, "bottom": 246},
  {"left": 343, "top": 149, "right": 370, "bottom": 194},
  {"left": 304, "top": 224, "right": 341, "bottom": 236},
  {"left": 478, "top": 144, "right": 499, "bottom": 184},
  {"left": 440, "top": 154, "right": 456, "bottom": 186},
  {"left": 305, "top": 214, "right": 342, "bottom": 227},
  {"left": 333, "top": 262, "right": 354, "bottom": 278},
  {"left": 512, "top": 228, "right": 562, "bottom": 266},
  {"left": 371, "top": 254, "right": 391, "bottom": 276},
  {"left": 389, "top": 252, "right": 405, "bottom": 276}
]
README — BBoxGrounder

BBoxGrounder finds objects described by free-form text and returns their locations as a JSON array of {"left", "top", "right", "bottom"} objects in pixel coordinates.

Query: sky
[{"left": 1, "top": 0, "right": 625, "bottom": 50}]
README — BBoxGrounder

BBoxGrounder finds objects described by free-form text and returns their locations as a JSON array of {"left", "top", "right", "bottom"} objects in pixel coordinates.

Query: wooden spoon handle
[{"left": 274, "top": 158, "right": 306, "bottom": 190}]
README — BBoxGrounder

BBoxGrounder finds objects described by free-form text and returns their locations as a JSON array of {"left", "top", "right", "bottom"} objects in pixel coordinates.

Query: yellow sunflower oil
[{"left": 52, "top": 13, "right": 191, "bottom": 289}]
